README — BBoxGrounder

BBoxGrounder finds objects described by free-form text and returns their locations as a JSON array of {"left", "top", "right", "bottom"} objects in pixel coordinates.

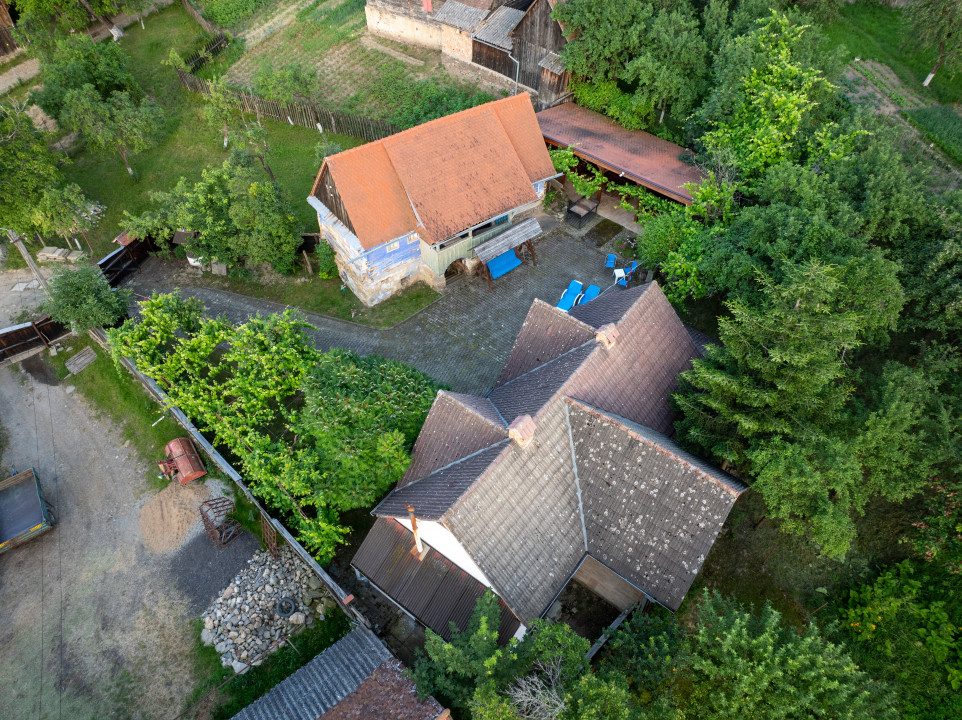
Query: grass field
[
  {"left": 822, "top": 2, "right": 962, "bottom": 105},
  {"left": 904, "top": 105, "right": 962, "bottom": 165},
  {"left": 46, "top": 336, "right": 184, "bottom": 475}
]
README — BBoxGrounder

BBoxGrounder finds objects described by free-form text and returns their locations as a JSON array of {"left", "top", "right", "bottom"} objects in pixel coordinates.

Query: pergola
[{"left": 536, "top": 103, "right": 704, "bottom": 205}]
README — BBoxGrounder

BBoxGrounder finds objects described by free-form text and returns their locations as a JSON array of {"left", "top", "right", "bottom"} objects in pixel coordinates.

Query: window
[
  {"left": 386, "top": 240, "right": 400, "bottom": 252},
  {"left": 408, "top": 234, "right": 419, "bottom": 244}
]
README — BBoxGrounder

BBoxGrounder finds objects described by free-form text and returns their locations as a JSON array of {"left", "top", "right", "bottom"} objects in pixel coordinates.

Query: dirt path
[
  {"left": 0, "top": 58, "right": 40, "bottom": 95},
  {"left": 0, "top": 347, "right": 258, "bottom": 720},
  {"left": 241, "top": 0, "right": 319, "bottom": 48}
]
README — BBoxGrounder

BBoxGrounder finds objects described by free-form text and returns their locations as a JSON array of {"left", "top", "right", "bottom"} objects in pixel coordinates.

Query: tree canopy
[
  {"left": 43, "top": 265, "right": 129, "bottom": 333},
  {"left": 906, "top": 0, "right": 962, "bottom": 86},
  {"left": 0, "top": 103, "right": 62, "bottom": 235}
]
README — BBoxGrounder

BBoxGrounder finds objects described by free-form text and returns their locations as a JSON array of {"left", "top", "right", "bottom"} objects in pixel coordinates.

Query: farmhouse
[
  {"left": 352, "top": 282, "right": 747, "bottom": 641},
  {"left": 365, "top": 0, "right": 571, "bottom": 105},
  {"left": 307, "top": 94, "right": 558, "bottom": 306}
]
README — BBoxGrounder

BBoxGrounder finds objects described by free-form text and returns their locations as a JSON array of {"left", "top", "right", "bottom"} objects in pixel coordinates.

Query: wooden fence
[
  {"left": 184, "top": 32, "right": 229, "bottom": 72},
  {"left": 181, "top": 0, "right": 223, "bottom": 35},
  {"left": 97, "top": 237, "right": 159, "bottom": 287},
  {"left": 177, "top": 70, "right": 402, "bottom": 143},
  {"left": 0, "top": 317, "right": 71, "bottom": 366}
]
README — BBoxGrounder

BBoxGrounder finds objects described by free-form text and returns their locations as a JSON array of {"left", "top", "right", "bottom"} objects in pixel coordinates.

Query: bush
[
  {"left": 314, "top": 241, "right": 338, "bottom": 279},
  {"left": 198, "top": 0, "right": 274, "bottom": 29},
  {"left": 366, "top": 66, "right": 495, "bottom": 129},
  {"left": 43, "top": 265, "right": 130, "bottom": 333}
]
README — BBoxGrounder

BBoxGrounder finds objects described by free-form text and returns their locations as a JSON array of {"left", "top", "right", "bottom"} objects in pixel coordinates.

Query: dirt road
[{"left": 0, "top": 349, "right": 257, "bottom": 720}]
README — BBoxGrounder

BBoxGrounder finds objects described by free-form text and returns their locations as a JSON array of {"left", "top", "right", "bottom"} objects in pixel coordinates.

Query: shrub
[
  {"left": 43, "top": 265, "right": 130, "bottom": 333},
  {"left": 198, "top": 0, "right": 274, "bottom": 29},
  {"left": 314, "top": 241, "right": 338, "bottom": 279}
]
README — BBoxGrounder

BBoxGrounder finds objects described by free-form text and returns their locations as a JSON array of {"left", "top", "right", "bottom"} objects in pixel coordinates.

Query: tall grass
[{"left": 903, "top": 106, "right": 962, "bottom": 166}]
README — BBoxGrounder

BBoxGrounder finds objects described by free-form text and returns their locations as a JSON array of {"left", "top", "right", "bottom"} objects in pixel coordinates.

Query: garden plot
[{"left": 844, "top": 59, "right": 929, "bottom": 114}]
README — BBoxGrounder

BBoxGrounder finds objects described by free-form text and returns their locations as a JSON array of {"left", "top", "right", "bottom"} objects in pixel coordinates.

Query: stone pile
[{"left": 201, "top": 546, "right": 337, "bottom": 672}]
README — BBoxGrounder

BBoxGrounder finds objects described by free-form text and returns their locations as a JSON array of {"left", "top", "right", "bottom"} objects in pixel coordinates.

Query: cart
[
  {"left": 0, "top": 468, "right": 55, "bottom": 554},
  {"left": 158, "top": 437, "right": 207, "bottom": 484}
]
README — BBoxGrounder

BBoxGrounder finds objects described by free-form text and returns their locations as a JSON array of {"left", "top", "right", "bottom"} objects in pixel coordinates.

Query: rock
[
  {"left": 307, "top": 576, "right": 321, "bottom": 590},
  {"left": 215, "top": 641, "right": 228, "bottom": 654},
  {"left": 231, "top": 659, "right": 248, "bottom": 675},
  {"left": 201, "top": 628, "right": 214, "bottom": 646},
  {"left": 222, "top": 585, "right": 235, "bottom": 600},
  {"left": 204, "top": 616, "right": 215, "bottom": 630},
  {"left": 289, "top": 612, "right": 305, "bottom": 625}
]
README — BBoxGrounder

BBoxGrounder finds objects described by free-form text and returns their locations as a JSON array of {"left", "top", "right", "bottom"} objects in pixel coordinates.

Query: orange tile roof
[
  {"left": 312, "top": 95, "right": 554, "bottom": 249},
  {"left": 536, "top": 102, "right": 704, "bottom": 204},
  {"left": 321, "top": 143, "right": 417, "bottom": 250}
]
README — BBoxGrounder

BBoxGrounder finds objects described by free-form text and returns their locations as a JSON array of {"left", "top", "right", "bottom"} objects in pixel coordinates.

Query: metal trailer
[{"left": 0, "top": 468, "right": 55, "bottom": 554}]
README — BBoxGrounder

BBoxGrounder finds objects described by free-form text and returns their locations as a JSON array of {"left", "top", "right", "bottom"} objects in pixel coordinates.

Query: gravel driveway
[{"left": 0, "top": 350, "right": 258, "bottom": 720}]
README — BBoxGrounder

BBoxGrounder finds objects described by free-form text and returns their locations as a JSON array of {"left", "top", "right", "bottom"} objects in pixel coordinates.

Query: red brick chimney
[
  {"left": 508, "top": 415, "right": 536, "bottom": 448},
  {"left": 596, "top": 323, "right": 619, "bottom": 349}
]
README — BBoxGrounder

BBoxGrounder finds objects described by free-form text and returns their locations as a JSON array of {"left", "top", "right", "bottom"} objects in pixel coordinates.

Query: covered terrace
[{"left": 536, "top": 102, "right": 703, "bottom": 205}]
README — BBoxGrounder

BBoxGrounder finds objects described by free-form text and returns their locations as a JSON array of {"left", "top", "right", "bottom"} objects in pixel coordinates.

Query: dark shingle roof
[
  {"left": 494, "top": 299, "right": 596, "bottom": 387},
  {"left": 357, "top": 281, "right": 739, "bottom": 624},
  {"left": 398, "top": 391, "right": 507, "bottom": 488},
  {"left": 568, "top": 282, "right": 648, "bottom": 328},
  {"left": 487, "top": 341, "right": 596, "bottom": 423},
  {"left": 231, "top": 627, "right": 392, "bottom": 720},
  {"left": 473, "top": 6, "right": 525, "bottom": 50},
  {"left": 375, "top": 441, "right": 510, "bottom": 520},
  {"left": 566, "top": 399, "right": 745, "bottom": 611},
  {"left": 352, "top": 518, "right": 521, "bottom": 642},
  {"left": 448, "top": 402, "right": 587, "bottom": 621}
]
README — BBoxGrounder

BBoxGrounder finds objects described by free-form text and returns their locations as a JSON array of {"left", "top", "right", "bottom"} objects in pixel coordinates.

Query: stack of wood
[{"left": 36, "top": 247, "right": 86, "bottom": 262}]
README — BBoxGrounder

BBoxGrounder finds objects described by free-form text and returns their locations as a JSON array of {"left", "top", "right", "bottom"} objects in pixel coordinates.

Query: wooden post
[
  {"left": 302, "top": 249, "right": 313, "bottom": 275},
  {"left": 526, "top": 239, "right": 537, "bottom": 267},
  {"left": 5, "top": 230, "right": 50, "bottom": 295}
]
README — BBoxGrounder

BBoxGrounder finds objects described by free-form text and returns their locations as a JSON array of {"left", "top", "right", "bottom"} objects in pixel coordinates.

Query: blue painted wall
[{"left": 367, "top": 232, "right": 421, "bottom": 274}]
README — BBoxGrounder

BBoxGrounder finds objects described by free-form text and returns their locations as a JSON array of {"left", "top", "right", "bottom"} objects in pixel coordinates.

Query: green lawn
[
  {"left": 62, "top": 3, "right": 361, "bottom": 257},
  {"left": 45, "top": 336, "right": 184, "bottom": 480},
  {"left": 822, "top": 1, "right": 962, "bottom": 105},
  {"left": 190, "top": 269, "right": 440, "bottom": 327}
]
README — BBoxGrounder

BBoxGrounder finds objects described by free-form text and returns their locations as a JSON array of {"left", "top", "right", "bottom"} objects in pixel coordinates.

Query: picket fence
[{"left": 176, "top": 70, "right": 401, "bottom": 143}]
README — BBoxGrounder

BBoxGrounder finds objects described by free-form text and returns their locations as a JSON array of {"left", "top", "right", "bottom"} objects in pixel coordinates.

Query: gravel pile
[{"left": 201, "top": 546, "right": 336, "bottom": 672}]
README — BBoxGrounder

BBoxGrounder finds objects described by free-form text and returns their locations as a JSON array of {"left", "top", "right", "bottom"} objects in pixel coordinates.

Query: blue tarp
[{"left": 487, "top": 249, "right": 522, "bottom": 280}]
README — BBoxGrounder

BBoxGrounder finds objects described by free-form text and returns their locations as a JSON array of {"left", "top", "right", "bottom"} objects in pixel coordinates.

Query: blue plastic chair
[
  {"left": 557, "top": 280, "right": 584, "bottom": 311},
  {"left": 625, "top": 261, "right": 638, "bottom": 276},
  {"left": 617, "top": 276, "right": 629, "bottom": 288},
  {"left": 605, "top": 253, "right": 616, "bottom": 269},
  {"left": 578, "top": 285, "right": 601, "bottom": 305}
]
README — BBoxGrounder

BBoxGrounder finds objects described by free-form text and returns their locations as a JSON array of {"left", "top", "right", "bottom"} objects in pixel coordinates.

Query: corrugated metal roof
[
  {"left": 538, "top": 51, "right": 566, "bottom": 76},
  {"left": 537, "top": 103, "right": 704, "bottom": 204},
  {"left": 434, "top": 0, "right": 489, "bottom": 32},
  {"left": 473, "top": 6, "right": 525, "bottom": 50},
  {"left": 231, "top": 627, "right": 392, "bottom": 720},
  {"left": 352, "top": 518, "right": 521, "bottom": 642},
  {"left": 474, "top": 217, "right": 543, "bottom": 264}
]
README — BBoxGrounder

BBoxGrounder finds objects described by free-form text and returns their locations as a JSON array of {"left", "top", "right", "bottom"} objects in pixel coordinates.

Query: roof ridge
[
  {"left": 440, "top": 390, "right": 508, "bottom": 431},
  {"left": 487, "top": 337, "right": 597, "bottom": 396},
  {"left": 378, "top": 438, "right": 512, "bottom": 504},
  {"left": 563, "top": 397, "right": 746, "bottom": 497},
  {"left": 531, "top": 297, "right": 599, "bottom": 336}
]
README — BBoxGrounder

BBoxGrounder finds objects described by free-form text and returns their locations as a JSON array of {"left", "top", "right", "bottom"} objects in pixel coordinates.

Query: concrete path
[{"left": 126, "top": 223, "right": 620, "bottom": 395}]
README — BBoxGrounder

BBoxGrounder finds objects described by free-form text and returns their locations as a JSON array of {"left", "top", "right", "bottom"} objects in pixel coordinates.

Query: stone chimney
[
  {"left": 596, "top": 323, "right": 619, "bottom": 349},
  {"left": 508, "top": 415, "right": 536, "bottom": 448}
]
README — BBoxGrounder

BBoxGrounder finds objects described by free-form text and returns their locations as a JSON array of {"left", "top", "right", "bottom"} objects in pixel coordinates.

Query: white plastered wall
[{"left": 397, "top": 518, "right": 494, "bottom": 588}]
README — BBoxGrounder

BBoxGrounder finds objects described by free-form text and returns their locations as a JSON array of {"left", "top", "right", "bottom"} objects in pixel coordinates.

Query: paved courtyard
[{"left": 128, "top": 221, "right": 620, "bottom": 394}]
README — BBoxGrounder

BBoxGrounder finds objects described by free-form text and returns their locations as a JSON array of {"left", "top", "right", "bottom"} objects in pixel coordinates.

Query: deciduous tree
[
  {"left": 0, "top": 102, "right": 62, "bottom": 234},
  {"left": 43, "top": 264, "right": 129, "bottom": 332},
  {"left": 553, "top": 0, "right": 651, "bottom": 82},
  {"left": 906, "top": 0, "right": 962, "bottom": 86},
  {"left": 61, "top": 85, "right": 161, "bottom": 176}
]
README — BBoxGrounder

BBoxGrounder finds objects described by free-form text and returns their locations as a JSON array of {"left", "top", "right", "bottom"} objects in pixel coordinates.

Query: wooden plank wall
[
  {"left": 572, "top": 555, "right": 647, "bottom": 611},
  {"left": 0, "top": 318, "right": 71, "bottom": 364}
]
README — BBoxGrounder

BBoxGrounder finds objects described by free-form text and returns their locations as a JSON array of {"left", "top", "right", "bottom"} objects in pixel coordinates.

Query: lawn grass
[
  {"left": 822, "top": 1, "right": 962, "bottom": 105},
  {"left": 45, "top": 336, "right": 184, "bottom": 468},
  {"left": 61, "top": 3, "right": 363, "bottom": 258},
  {"left": 184, "top": 608, "right": 351, "bottom": 719},
  {"left": 903, "top": 105, "right": 962, "bottom": 165},
  {"left": 190, "top": 268, "right": 440, "bottom": 327}
]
